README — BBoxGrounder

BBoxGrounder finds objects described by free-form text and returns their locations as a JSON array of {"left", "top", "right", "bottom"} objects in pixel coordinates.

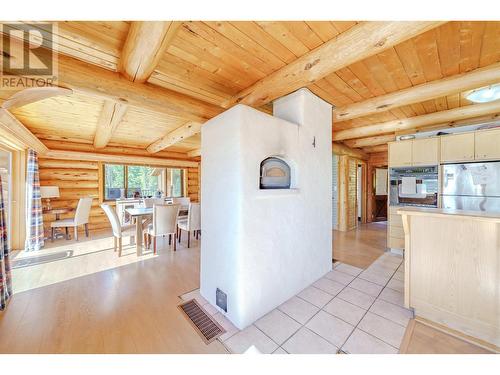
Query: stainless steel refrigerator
[{"left": 441, "top": 161, "right": 500, "bottom": 212}]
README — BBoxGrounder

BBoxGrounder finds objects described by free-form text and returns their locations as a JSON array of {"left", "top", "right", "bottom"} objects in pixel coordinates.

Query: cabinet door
[
  {"left": 475, "top": 128, "right": 500, "bottom": 161},
  {"left": 389, "top": 141, "right": 412, "bottom": 167},
  {"left": 412, "top": 138, "right": 439, "bottom": 166},
  {"left": 440, "top": 133, "right": 475, "bottom": 163}
]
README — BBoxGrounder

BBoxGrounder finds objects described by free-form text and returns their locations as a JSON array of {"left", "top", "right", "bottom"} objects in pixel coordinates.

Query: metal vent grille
[{"left": 179, "top": 299, "right": 225, "bottom": 344}]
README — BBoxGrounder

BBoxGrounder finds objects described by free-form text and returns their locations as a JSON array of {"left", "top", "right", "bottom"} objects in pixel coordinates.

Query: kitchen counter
[
  {"left": 397, "top": 206, "right": 500, "bottom": 223},
  {"left": 398, "top": 207, "right": 500, "bottom": 352}
]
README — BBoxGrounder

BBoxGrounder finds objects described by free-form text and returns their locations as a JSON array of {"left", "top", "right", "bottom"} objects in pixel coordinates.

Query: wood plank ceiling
[{"left": 1, "top": 21, "right": 499, "bottom": 157}]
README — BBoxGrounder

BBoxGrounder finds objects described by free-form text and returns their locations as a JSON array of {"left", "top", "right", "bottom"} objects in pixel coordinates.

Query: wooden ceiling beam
[
  {"left": 0, "top": 109, "right": 48, "bottom": 155},
  {"left": 147, "top": 121, "right": 202, "bottom": 154},
  {"left": 334, "top": 63, "right": 500, "bottom": 122},
  {"left": 121, "top": 21, "right": 181, "bottom": 83},
  {"left": 1, "top": 87, "right": 73, "bottom": 110},
  {"left": 13, "top": 53, "right": 222, "bottom": 123},
  {"left": 44, "top": 150, "right": 198, "bottom": 168},
  {"left": 334, "top": 101, "right": 500, "bottom": 141},
  {"left": 93, "top": 100, "right": 128, "bottom": 149},
  {"left": 344, "top": 134, "right": 396, "bottom": 148},
  {"left": 224, "top": 21, "right": 445, "bottom": 108},
  {"left": 395, "top": 114, "right": 500, "bottom": 136},
  {"left": 187, "top": 148, "right": 201, "bottom": 158},
  {"left": 332, "top": 142, "right": 368, "bottom": 160},
  {"left": 363, "top": 144, "right": 388, "bottom": 153}
]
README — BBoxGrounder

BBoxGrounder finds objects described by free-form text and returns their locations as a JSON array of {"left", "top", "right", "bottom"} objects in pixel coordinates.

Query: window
[
  {"left": 103, "top": 164, "right": 184, "bottom": 200},
  {"left": 169, "top": 168, "right": 183, "bottom": 197}
]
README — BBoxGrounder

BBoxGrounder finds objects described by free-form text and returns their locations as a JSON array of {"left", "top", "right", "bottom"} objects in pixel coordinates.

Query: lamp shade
[{"left": 40, "top": 186, "right": 60, "bottom": 199}]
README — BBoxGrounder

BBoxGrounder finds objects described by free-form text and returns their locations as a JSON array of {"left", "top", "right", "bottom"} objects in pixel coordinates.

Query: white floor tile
[
  {"left": 349, "top": 278, "right": 384, "bottom": 297},
  {"left": 282, "top": 327, "right": 338, "bottom": 354},
  {"left": 334, "top": 263, "right": 363, "bottom": 277},
  {"left": 255, "top": 309, "right": 301, "bottom": 345},
  {"left": 323, "top": 297, "right": 366, "bottom": 326},
  {"left": 324, "top": 270, "right": 356, "bottom": 285},
  {"left": 386, "top": 278, "right": 404, "bottom": 293},
  {"left": 203, "top": 303, "right": 219, "bottom": 315},
  {"left": 392, "top": 271, "right": 404, "bottom": 281},
  {"left": 224, "top": 325, "right": 278, "bottom": 354},
  {"left": 357, "top": 270, "right": 391, "bottom": 286},
  {"left": 213, "top": 313, "right": 239, "bottom": 342},
  {"left": 381, "top": 253, "right": 403, "bottom": 264},
  {"left": 306, "top": 310, "right": 355, "bottom": 348},
  {"left": 358, "top": 312, "right": 406, "bottom": 348},
  {"left": 369, "top": 299, "right": 412, "bottom": 327},
  {"left": 342, "top": 329, "right": 398, "bottom": 354},
  {"left": 279, "top": 296, "right": 319, "bottom": 324},
  {"left": 298, "top": 286, "right": 334, "bottom": 308},
  {"left": 337, "top": 287, "right": 376, "bottom": 310},
  {"left": 180, "top": 289, "right": 208, "bottom": 305},
  {"left": 313, "top": 277, "right": 345, "bottom": 296},
  {"left": 378, "top": 287, "right": 404, "bottom": 307},
  {"left": 366, "top": 264, "right": 397, "bottom": 277}
]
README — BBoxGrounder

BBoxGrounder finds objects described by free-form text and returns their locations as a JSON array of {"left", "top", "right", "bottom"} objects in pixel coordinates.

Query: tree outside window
[{"left": 104, "top": 164, "right": 184, "bottom": 200}]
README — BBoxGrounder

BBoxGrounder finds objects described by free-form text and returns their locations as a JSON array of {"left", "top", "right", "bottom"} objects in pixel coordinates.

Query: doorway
[{"left": 373, "top": 168, "right": 388, "bottom": 221}]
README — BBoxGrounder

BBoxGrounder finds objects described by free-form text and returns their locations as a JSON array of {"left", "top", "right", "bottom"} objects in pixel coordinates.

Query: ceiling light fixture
[
  {"left": 399, "top": 134, "right": 415, "bottom": 140},
  {"left": 466, "top": 84, "right": 500, "bottom": 103}
]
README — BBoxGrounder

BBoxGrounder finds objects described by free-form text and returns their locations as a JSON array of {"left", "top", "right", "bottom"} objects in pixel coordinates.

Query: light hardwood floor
[
  {"left": 1, "top": 223, "right": 491, "bottom": 354},
  {"left": 333, "top": 221, "right": 387, "bottom": 269},
  {"left": 0, "top": 231, "right": 227, "bottom": 354},
  {"left": 400, "top": 320, "right": 492, "bottom": 354}
]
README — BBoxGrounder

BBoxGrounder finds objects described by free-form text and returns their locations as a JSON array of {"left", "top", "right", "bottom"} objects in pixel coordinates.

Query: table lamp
[{"left": 40, "top": 186, "right": 60, "bottom": 211}]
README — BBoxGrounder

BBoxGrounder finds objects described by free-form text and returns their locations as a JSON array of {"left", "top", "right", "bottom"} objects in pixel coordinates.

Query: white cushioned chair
[
  {"left": 145, "top": 204, "right": 180, "bottom": 253},
  {"left": 51, "top": 197, "right": 93, "bottom": 241},
  {"left": 142, "top": 198, "right": 165, "bottom": 208},
  {"left": 101, "top": 203, "right": 136, "bottom": 257},
  {"left": 178, "top": 202, "right": 201, "bottom": 248}
]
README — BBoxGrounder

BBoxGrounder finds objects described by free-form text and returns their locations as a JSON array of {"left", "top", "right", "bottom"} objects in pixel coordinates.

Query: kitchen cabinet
[
  {"left": 387, "top": 206, "right": 404, "bottom": 250},
  {"left": 412, "top": 137, "right": 439, "bottom": 166},
  {"left": 440, "top": 133, "right": 475, "bottom": 163},
  {"left": 475, "top": 128, "right": 500, "bottom": 161},
  {"left": 388, "top": 140, "right": 412, "bottom": 167}
]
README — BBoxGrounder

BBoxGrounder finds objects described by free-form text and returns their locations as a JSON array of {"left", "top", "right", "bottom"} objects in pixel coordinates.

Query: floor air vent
[{"left": 179, "top": 299, "right": 225, "bottom": 344}]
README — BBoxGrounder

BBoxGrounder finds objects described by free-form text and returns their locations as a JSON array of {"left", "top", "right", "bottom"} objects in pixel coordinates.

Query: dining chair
[
  {"left": 101, "top": 204, "right": 136, "bottom": 257},
  {"left": 145, "top": 204, "right": 180, "bottom": 253},
  {"left": 142, "top": 198, "right": 165, "bottom": 208},
  {"left": 177, "top": 203, "right": 201, "bottom": 248},
  {"left": 173, "top": 197, "right": 191, "bottom": 223},
  {"left": 51, "top": 197, "right": 93, "bottom": 241}
]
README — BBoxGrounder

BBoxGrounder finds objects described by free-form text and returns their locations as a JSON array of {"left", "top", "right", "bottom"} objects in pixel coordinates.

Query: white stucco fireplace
[{"left": 200, "top": 88, "right": 332, "bottom": 329}]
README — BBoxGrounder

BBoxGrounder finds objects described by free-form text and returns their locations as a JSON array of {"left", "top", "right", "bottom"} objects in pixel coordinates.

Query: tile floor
[{"left": 180, "top": 251, "right": 413, "bottom": 354}]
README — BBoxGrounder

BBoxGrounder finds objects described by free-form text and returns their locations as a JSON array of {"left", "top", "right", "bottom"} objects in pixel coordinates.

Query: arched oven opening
[{"left": 259, "top": 157, "right": 291, "bottom": 189}]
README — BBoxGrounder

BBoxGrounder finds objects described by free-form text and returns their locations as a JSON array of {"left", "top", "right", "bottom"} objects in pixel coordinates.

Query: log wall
[
  {"left": 38, "top": 158, "right": 107, "bottom": 233},
  {"left": 39, "top": 157, "right": 201, "bottom": 234}
]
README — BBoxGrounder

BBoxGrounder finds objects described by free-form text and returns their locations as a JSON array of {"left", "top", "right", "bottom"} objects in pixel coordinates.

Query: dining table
[{"left": 125, "top": 206, "right": 189, "bottom": 255}]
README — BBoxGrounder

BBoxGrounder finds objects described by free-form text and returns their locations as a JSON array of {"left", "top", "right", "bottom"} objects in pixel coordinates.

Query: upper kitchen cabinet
[
  {"left": 412, "top": 138, "right": 439, "bottom": 166},
  {"left": 475, "top": 128, "right": 500, "bottom": 161},
  {"left": 388, "top": 140, "right": 412, "bottom": 167},
  {"left": 440, "top": 133, "right": 475, "bottom": 163}
]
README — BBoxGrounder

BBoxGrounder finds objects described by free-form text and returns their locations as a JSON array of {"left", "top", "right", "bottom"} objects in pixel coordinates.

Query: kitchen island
[{"left": 398, "top": 207, "right": 500, "bottom": 352}]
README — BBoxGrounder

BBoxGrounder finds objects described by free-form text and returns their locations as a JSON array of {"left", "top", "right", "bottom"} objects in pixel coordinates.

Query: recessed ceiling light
[{"left": 466, "top": 84, "right": 500, "bottom": 103}]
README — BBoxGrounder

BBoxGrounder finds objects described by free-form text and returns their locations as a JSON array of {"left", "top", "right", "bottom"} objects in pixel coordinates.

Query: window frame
[{"left": 102, "top": 163, "right": 186, "bottom": 202}]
